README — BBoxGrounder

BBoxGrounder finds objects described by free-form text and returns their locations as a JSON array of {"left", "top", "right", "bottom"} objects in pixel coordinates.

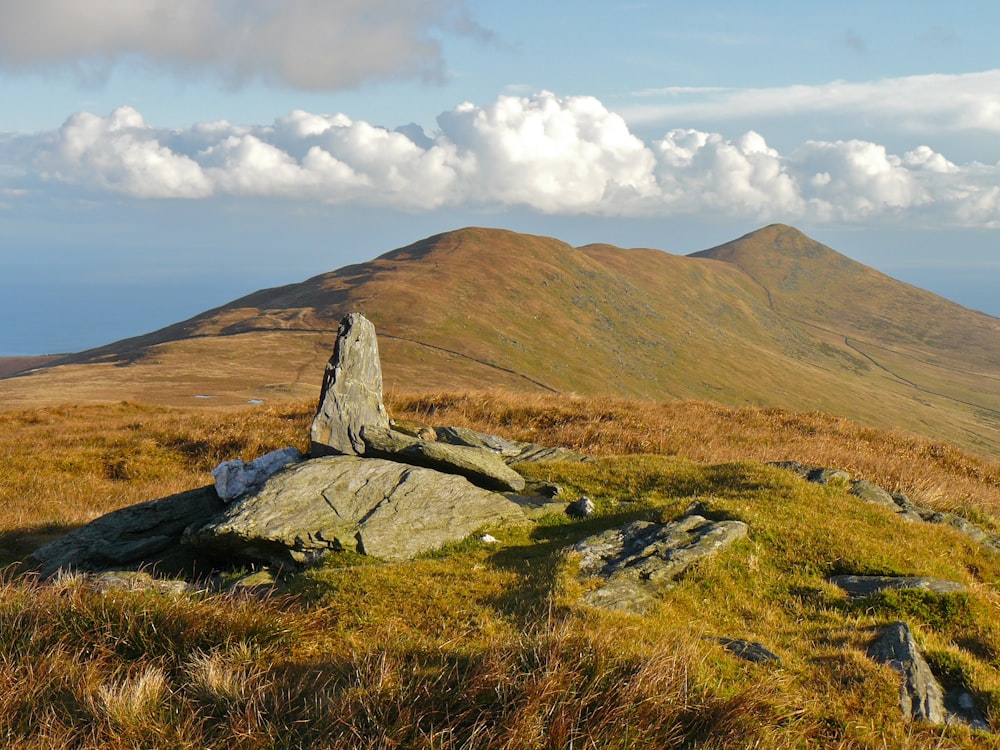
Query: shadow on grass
[{"left": 482, "top": 508, "right": 655, "bottom": 625}]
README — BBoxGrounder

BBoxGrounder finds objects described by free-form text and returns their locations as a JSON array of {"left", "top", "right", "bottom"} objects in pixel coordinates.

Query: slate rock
[
  {"left": 714, "top": 638, "right": 782, "bottom": 664},
  {"left": 361, "top": 425, "right": 526, "bottom": 492},
  {"left": 868, "top": 622, "right": 947, "bottom": 724},
  {"left": 435, "top": 425, "right": 589, "bottom": 465},
  {"left": 310, "top": 313, "right": 390, "bottom": 457},
  {"left": 24, "top": 486, "right": 225, "bottom": 578},
  {"left": 572, "top": 514, "right": 748, "bottom": 614},
  {"left": 184, "top": 456, "right": 526, "bottom": 566},
  {"left": 829, "top": 575, "right": 967, "bottom": 597}
]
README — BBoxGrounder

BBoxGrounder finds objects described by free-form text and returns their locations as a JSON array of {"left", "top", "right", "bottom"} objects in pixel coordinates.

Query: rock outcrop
[
  {"left": 185, "top": 456, "right": 526, "bottom": 565},
  {"left": 771, "top": 462, "right": 1000, "bottom": 554},
  {"left": 310, "top": 312, "right": 390, "bottom": 457},
  {"left": 572, "top": 513, "right": 748, "bottom": 614}
]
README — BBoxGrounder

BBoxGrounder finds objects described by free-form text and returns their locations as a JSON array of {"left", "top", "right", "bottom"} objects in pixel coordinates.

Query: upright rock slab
[{"left": 310, "top": 313, "right": 389, "bottom": 457}]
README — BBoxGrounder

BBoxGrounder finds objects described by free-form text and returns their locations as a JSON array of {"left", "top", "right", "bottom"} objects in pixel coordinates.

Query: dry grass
[
  {"left": 388, "top": 390, "right": 1000, "bottom": 518},
  {"left": 0, "top": 391, "right": 998, "bottom": 747}
]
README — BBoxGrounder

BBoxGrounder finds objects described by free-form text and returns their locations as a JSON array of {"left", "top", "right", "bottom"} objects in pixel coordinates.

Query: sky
[{"left": 1, "top": 0, "right": 998, "bottom": 356}]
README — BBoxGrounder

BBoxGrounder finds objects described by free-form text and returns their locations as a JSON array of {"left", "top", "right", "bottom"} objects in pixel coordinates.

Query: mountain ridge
[{"left": 2, "top": 224, "right": 999, "bottom": 459}]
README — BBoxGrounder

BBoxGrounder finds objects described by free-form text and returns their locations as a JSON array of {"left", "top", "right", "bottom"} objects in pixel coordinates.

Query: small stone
[{"left": 567, "top": 495, "right": 595, "bottom": 518}]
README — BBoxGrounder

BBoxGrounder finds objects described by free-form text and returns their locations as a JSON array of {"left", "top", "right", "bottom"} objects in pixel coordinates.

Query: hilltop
[{"left": 1, "top": 224, "right": 998, "bottom": 458}]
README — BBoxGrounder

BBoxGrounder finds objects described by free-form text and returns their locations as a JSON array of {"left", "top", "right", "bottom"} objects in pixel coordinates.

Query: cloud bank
[
  {"left": 0, "top": 0, "right": 466, "bottom": 89},
  {"left": 628, "top": 70, "right": 1000, "bottom": 135},
  {"left": 4, "top": 91, "right": 999, "bottom": 227}
]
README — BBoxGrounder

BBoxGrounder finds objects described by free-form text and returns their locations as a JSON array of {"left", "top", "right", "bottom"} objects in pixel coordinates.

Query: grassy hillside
[
  {"left": 1, "top": 393, "right": 999, "bottom": 747},
  {"left": 1, "top": 225, "right": 998, "bottom": 460}
]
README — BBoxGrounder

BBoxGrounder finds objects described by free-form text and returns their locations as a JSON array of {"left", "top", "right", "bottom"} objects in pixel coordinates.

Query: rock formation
[
  {"left": 25, "top": 312, "right": 577, "bottom": 577},
  {"left": 310, "top": 312, "right": 390, "bottom": 457}
]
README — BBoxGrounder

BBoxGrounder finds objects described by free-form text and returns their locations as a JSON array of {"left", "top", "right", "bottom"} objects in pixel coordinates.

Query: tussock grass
[{"left": 0, "top": 391, "right": 999, "bottom": 746}]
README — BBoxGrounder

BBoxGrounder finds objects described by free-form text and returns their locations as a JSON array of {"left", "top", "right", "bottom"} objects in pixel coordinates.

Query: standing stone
[{"left": 310, "top": 313, "right": 390, "bottom": 457}]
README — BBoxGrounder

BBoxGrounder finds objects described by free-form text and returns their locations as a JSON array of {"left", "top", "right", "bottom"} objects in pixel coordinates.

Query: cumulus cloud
[
  {"left": 0, "top": 0, "right": 468, "bottom": 90},
  {"left": 4, "top": 92, "right": 1000, "bottom": 228}
]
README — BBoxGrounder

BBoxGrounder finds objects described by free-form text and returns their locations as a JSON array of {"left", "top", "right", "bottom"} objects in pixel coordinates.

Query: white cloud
[
  {"left": 0, "top": 0, "right": 467, "bottom": 90},
  {"left": 625, "top": 70, "right": 1000, "bottom": 135},
  {"left": 4, "top": 93, "right": 1000, "bottom": 228}
]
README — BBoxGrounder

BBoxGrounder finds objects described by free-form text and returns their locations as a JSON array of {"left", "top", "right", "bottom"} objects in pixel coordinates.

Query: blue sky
[{"left": 1, "top": 1, "right": 998, "bottom": 355}]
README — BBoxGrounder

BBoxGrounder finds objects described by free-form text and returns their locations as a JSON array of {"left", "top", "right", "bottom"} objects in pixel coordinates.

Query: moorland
[{"left": 1, "top": 225, "right": 999, "bottom": 748}]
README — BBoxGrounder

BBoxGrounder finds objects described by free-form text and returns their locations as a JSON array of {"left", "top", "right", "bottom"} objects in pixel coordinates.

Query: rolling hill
[{"left": 2, "top": 224, "right": 999, "bottom": 458}]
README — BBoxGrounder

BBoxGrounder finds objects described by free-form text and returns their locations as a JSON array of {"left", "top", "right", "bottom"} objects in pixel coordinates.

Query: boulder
[
  {"left": 184, "top": 456, "right": 527, "bottom": 565},
  {"left": 867, "top": 622, "right": 947, "bottom": 724},
  {"left": 24, "top": 486, "right": 226, "bottom": 578},
  {"left": 360, "top": 425, "right": 526, "bottom": 492},
  {"left": 828, "top": 575, "right": 966, "bottom": 597},
  {"left": 212, "top": 446, "right": 302, "bottom": 501},
  {"left": 572, "top": 514, "right": 748, "bottom": 614},
  {"left": 310, "top": 313, "right": 390, "bottom": 457}
]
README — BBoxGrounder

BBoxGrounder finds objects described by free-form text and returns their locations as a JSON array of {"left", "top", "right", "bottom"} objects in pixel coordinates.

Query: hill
[{"left": 1, "top": 224, "right": 998, "bottom": 458}]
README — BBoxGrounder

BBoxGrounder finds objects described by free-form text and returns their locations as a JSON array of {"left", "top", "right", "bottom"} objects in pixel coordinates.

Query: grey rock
[
  {"left": 434, "top": 426, "right": 525, "bottom": 457},
  {"left": 184, "top": 456, "right": 526, "bottom": 566},
  {"left": 566, "top": 495, "right": 595, "bottom": 518},
  {"left": 572, "top": 514, "right": 748, "bottom": 614},
  {"left": 24, "top": 486, "right": 225, "bottom": 578},
  {"left": 310, "top": 313, "right": 390, "bottom": 457},
  {"left": 504, "top": 494, "right": 569, "bottom": 520},
  {"left": 361, "top": 425, "right": 526, "bottom": 492},
  {"left": 868, "top": 622, "right": 947, "bottom": 724},
  {"left": 829, "top": 575, "right": 966, "bottom": 597},
  {"left": 945, "top": 689, "right": 990, "bottom": 731},
  {"left": 435, "top": 425, "right": 589, "bottom": 465},
  {"left": 212, "top": 446, "right": 302, "bottom": 502},
  {"left": 714, "top": 638, "right": 782, "bottom": 664}
]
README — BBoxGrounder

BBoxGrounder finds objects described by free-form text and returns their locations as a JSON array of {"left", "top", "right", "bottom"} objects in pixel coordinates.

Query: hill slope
[{"left": 2, "top": 225, "right": 999, "bottom": 458}]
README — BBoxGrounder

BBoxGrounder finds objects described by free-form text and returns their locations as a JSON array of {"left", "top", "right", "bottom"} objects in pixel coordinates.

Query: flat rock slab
[
  {"left": 572, "top": 514, "right": 748, "bottom": 614},
  {"left": 24, "top": 486, "right": 225, "bottom": 578},
  {"left": 184, "top": 456, "right": 527, "bottom": 566},
  {"left": 829, "top": 575, "right": 967, "bottom": 597},
  {"left": 868, "top": 622, "right": 947, "bottom": 724},
  {"left": 310, "top": 313, "right": 390, "bottom": 457},
  {"left": 361, "top": 426, "right": 526, "bottom": 492}
]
